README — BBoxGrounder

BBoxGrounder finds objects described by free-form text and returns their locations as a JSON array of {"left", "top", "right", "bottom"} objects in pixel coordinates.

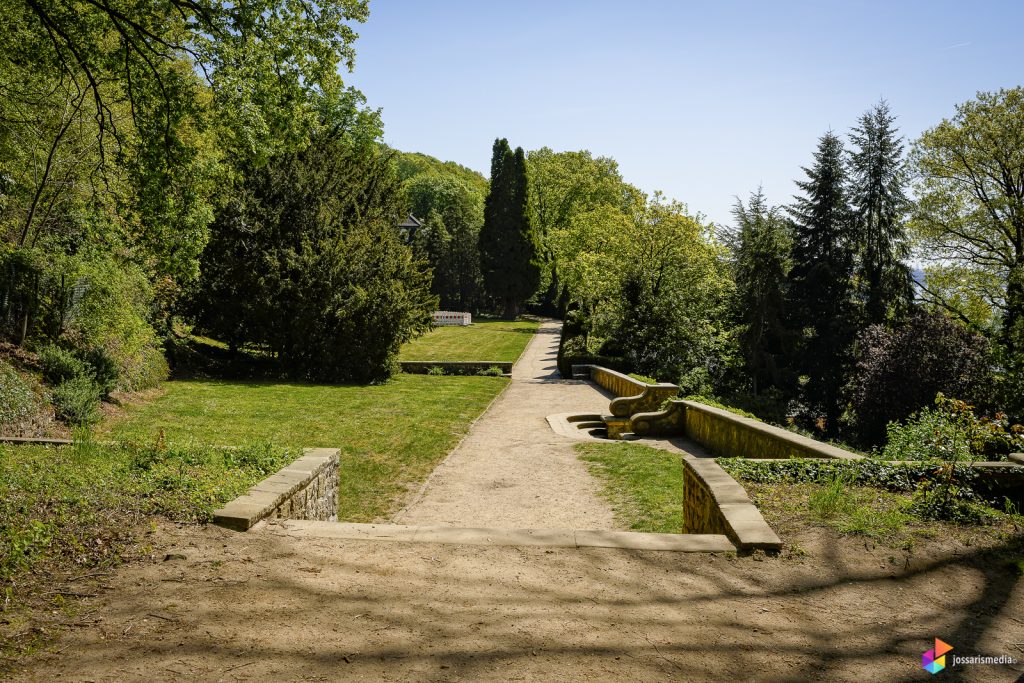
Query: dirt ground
[{"left": 5, "top": 521, "right": 1022, "bottom": 683}]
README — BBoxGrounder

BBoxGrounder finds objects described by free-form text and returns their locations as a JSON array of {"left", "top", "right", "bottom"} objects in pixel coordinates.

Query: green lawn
[
  {"left": 100, "top": 374, "right": 507, "bottom": 521},
  {"left": 576, "top": 441, "right": 685, "bottom": 533},
  {"left": 399, "top": 318, "right": 539, "bottom": 362}
]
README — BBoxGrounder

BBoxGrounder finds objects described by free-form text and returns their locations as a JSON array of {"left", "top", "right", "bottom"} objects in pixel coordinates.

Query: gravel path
[{"left": 394, "top": 319, "right": 618, "bottom": 530}]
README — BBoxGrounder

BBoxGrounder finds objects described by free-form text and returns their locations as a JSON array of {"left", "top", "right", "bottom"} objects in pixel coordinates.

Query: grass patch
[
  {"left": 576, "top": 441, "right": 683, "bottom": 533},
  {"left": 399, "top": 318, "right": 539, "bottom": 362},
  {"left": 805, "top": 473, "right": 915, "bottom": 538},
  {"left": 98, "top": 374, "right": 508, "bottom": 521},
  {"left": 0, "top": 437, "right": 296, "bottom": 660},
  {"left": 728, "top": 461, "right": 1024, "bottom": 547}
]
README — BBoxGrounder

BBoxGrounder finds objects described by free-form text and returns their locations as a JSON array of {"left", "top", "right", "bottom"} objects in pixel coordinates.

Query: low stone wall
[
  {"left": 682, "top": 458, "right": 781, "bottom": 552},
  {"left": 573, "top": 364, "right": 646, "bottom": 397},
  {"left": 213, "top": 448, "right": 339, "bottom": 531},
  {"left": 630, "top": 399, "right": 862, "bottom": 460},
  {"left": 399, "top": 360, "right": 512, "bottom": 375},
  {"left": 572, "top": 364, "right": 679, "bottom": 416}
]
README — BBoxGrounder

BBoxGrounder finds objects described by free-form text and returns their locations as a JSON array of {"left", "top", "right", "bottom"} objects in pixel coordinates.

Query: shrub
[
  {"left": 628, "top": 373, "right": 658, "bottom": 384},
  {"left": 81, "top": 346, "right": 120, "bottom": 398},
  {"left": 51, "top": 375, "right": 101, "bottom": 425},
  {"left": 849, "top": 311, "right": 990, "bottom": 446},
  {"left": 38, "top": 344, "right": 89, "bottom": 385},
  {"left": 477, "top": 365, "right": 505, "bottom": 377},
  {"left": 122, "top": 344, "right": 169, "bottom": 390},
  {"left": 908, "top": 462, "right": 990, "bottom": 524},
  {"left": 0, "top": 360, "right": 39, "bottom": 426},
  {"left": 426, "top": 366, "right": 445, "bottom": 376},
  {"left": 882, "top": 395, "right": 1024, "bottom": 462}
]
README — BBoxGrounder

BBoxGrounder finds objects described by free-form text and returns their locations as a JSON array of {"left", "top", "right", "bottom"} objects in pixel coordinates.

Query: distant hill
[{"left": 392, "top": 150, "right": 488, "bottom": 195}]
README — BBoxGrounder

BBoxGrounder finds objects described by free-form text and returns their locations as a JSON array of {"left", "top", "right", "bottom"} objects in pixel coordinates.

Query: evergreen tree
[
  {"left": 787, "top": 132, "right": 857, "bottom": 435},
  {"left": 193, "top": 128, "right": 435, "bottom": 383},
  {"left": 732, "top": 189, "right": 792, "bottom": 396},
  {"left": 414, "top": 209, "right": 457, "bottom": 307},
  {"left": 480, "top": 139, "right": 542, "bottom": 318},
  {"left": 848, "top": 100, "right": 913, "bottom": 325}
]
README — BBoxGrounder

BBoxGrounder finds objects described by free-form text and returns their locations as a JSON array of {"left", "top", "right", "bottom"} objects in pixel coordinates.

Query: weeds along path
[{"left": 394, "top": 319, "right": 618, "bottom": 530}]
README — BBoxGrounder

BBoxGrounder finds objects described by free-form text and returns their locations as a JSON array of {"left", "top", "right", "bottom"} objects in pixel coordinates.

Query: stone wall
[
  {"left": 681, "top": 400, "right": 862, "bottom": 460},
  {"left": 213, "top": 448, "right": 339, "bottom": 531},
  {"left": 400, "top": 360, "right": 512, "bottom": 375},
  {"left": 572, "top": 364, "right": 679, "bottom": 416},
  {"left": 682, "top": 457, "right": 781, "bottom": 552}
]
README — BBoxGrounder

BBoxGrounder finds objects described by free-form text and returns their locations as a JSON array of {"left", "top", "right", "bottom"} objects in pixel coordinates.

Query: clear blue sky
[{"left": 344, "top": 1, "right": 1023, "bottom": 227}]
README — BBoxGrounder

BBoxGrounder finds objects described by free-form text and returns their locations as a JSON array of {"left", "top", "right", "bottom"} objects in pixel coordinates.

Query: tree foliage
[
  {"left": 786, "top": 132, "right": 857, "bottom": 434},
  {"left": 604, "top": 195, "right": 732, "bottom": 392},
  {"left": 480, "top": 139, "right": 541, "bottom": 318},
  {"left": 850, "top": 311, "right": 990, "bottom": 446},
  {"left": 911, "top": 87, "right": 1024, "bottom": 357},
  {"left": 731, "top": 189, "right": 792, "bottom": 396},
  {"left": 848, "top": 100, "right": 913, "bottom": 325},
  {"left": 191, "top": 123, "right": 435, "bottom": 383},
  {"left": 402, "top": 169, "right": 485, "bottom": 311}
]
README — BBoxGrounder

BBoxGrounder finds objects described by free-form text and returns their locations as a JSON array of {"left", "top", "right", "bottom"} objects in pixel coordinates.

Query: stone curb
[
  {"left": 213, "top": 448, "right": 339, "bottom": 531},
  {"left": 259, "top": 520, "right": 737, "bottom": 553}
]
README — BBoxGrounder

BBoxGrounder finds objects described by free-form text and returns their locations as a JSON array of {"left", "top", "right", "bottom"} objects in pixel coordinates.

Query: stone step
[{"left": 256, "top": 520, "right": 736, "bottom": 553}]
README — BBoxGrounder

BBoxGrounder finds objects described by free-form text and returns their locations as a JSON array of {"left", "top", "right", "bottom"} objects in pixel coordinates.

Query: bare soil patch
[{"left": 5, "top": 519, "right": 1022, "bottom": 682}]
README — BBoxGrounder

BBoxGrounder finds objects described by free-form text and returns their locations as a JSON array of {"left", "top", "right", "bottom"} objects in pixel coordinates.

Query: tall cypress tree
[
  {"left": 848, "top": 100, "right": 913, "bottom": 325},
  {"left": 787, "top": 132, "right": 857, "bottom": 435},
  {"left": 480, "top": 139, "right": 542, "bottom": 318}
]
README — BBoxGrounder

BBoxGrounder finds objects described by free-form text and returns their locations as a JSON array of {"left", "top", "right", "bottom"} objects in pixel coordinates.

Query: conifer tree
[
  {"left": 417, "top": 209, "right": 456, "bottom": 307},
  {"left": 848, "top": 100, "right": 913, "bottom": 325},
  {"left": 787, "top": 132, "right": 857, "bottom": 435},
  {"left": 732, "top": 189, "right": 792, "bottom": 396},
  {"left": 480, "top": 139, "right": 542, "bottom": 318}
]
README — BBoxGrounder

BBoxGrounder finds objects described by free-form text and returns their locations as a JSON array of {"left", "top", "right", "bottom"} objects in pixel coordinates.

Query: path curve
[{"left": 394, "top": 319, "right": 618, "bottom": 529}]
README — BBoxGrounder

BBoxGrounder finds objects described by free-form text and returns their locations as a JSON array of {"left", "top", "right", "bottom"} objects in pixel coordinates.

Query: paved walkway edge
[{"left": 258, "top": 520, "right": 736, "bottom": 552}]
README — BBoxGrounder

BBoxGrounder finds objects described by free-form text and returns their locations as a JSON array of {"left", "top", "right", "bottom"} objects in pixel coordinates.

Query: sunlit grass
[
  {"left": 576, "top": 441, "right": 684, "bottom": 533},
  {"left": 399, "top": 318, "right": 539, "bottom": 362},
  {"left": 99, "top": 374, "right": 508, "bottom": 521}
]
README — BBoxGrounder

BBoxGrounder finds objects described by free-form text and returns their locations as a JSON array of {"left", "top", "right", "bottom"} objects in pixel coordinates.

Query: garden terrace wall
[
  {"left": 213, "top": 448, "right": 339, "bottom": 531},
  {"left": 400, "top": 361, "right": 512, "bottom": 375},
  {"left": 630, "top": 398, "right": 862, "bottom": 460},
  {"left": 572, "top": 364, "right": 679, "bottom": 417},
  {"left": 682, "top": 458, "right": 782, "bottom": 552}
]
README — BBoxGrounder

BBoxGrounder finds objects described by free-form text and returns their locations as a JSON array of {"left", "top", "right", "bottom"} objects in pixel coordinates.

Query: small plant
[
  {"left": 51, "top": 375, "right": 101, "bottom": 425},
  {"left": 808, "top": 472, "right": 854, "bottom": 519},
  {"left": 628, "top": 373, "right": 658, "bottom": 384},
  {"left": 426, "top": 366, "right": 445, "bottom": 376},
  {"left": 908, "top": 461, "right": 990, "bottom": 524},
  {"left": 477, "top": 365, "right": 505, "bottom": 377},
  {"left": 38, "top": 344, "right": 89, "bottom": 386},
  {"left": 0, "top": 360, "right": 39, "bottom": 426}
]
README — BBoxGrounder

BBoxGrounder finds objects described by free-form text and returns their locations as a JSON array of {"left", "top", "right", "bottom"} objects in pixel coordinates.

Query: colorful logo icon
[{"left": 922, "top": 638, "right": 953, "bottom": 674}]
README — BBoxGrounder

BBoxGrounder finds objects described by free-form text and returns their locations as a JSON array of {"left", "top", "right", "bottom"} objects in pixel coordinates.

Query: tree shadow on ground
[{"left": 19, "top": 523, "right": 1023, "bottom": 682}]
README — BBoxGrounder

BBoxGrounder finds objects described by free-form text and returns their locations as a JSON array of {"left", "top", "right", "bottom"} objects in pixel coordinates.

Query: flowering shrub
[{"left": 881, "top": 394, "right": 1024, "bottom": 462}]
